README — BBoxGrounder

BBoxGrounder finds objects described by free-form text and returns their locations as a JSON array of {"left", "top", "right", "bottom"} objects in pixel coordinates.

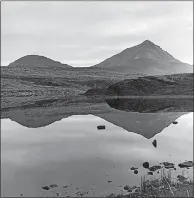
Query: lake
[{"left": 1, "top": 112, "right": 193, "bottom": 197}]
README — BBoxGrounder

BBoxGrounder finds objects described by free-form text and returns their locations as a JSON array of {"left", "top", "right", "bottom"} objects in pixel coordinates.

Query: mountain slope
[
  {"left": 93, "top": 40, "right": 193, "bottom": 75},
  {"left": 8, "top": 55, "right": 72, "bottom": 68}
]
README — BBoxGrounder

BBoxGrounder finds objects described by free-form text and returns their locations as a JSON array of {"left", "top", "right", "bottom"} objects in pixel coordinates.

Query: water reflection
[
  {"left": 1, "top": 101, "right": 188, "bottom": 139},
  {"left": 106, "top": 97, "right": 193, "bottom": 113},
  {"left": 1, "top": 113, "right": 193, "bottom": 197}
]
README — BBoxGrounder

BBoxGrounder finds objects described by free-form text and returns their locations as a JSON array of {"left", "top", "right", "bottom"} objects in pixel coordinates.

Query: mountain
[
  {"left": 106, "top": 73, "right": 193, "bottom": 96},
  {"left": 93, "top": 40, "right": 193, "bottom": 75},
  {"left": 8, "top": 55, "right": 72, "bottom": 68}
]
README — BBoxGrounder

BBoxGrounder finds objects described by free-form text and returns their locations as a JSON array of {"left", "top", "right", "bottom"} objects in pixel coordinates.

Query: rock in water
[
  {"left": 143, "top": 162, "right": 149, "bottom": 169},
  {"left": 97, "top": 125, "right": 105, "bottom": 130},
  {"left": 134, "top": 170, "right": 138, "bottom": 174},
  {"left": 152, "top": 139, "right": 157, "bottom": 148},
  {"left": 173, "top": 121, "right": 178, "bottom": 124},
  {"left": 178, "top": 161, "right": 193, "bottom": 168},
  {"left": 42, "top": 186, "right": 50, "bottom": 191}
]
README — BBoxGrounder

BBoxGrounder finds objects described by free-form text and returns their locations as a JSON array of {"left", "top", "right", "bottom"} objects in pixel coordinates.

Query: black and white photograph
[{"left": 1, "top": 1, "right": 193, "bottom": 197}]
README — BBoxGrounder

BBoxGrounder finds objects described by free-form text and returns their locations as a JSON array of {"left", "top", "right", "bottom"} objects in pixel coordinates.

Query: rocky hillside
[
  {"left": 93, "top": 40, "right": 193, "bottom": 75},
  {"left": 106, "top": 73, "right": 193, "bottom": 96}
]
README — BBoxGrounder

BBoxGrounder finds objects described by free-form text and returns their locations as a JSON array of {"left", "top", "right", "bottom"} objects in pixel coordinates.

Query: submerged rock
[
  {"left": 123, "top": 185, "right": 133, "bottom": 192},
  {"left": 161, "top": 162, "right": 175, "bottom": 169},
  {"left": 177, "top": 175, "right": 187, "bottom": 182},
  {"left": 152, "top": 139, "right": 157, "bottom": 148},
  {"left": 97, "top": 125, "right": 106, "bottom": 130},
  {"left": 162, "top": 162, "right": 175, "bottom": 166},
  {"left": 130, "top": 167, "right": 138, "bottom": 170},
  {"left": 50, "top": 184, "right": 58, "bottom": 188},
  {"left": 143, "top": 162, "right": 149, "bottom": 169}
]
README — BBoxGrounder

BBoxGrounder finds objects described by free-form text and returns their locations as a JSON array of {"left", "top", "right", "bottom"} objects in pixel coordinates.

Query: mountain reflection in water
[
  {"left": 1, "top": 98, "right": 191, "bottom": 139},
  {"left": 1, "top": 112, "right": 193, "bottom": 197}
]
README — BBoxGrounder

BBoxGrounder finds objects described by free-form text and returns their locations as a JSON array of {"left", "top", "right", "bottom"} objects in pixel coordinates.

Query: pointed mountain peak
[{"left": 141, "top": 40, "right": 156, "bottom": 46}]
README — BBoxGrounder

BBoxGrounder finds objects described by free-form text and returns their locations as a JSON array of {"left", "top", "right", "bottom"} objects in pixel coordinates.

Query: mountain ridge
[{"left": 6, "top": 40, "right": 193, "bottom": 75}]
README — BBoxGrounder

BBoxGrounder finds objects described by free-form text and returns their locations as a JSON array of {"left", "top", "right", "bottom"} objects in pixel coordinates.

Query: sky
[{"left": 1, "top": 1, "right": 193, "bottom": 67}]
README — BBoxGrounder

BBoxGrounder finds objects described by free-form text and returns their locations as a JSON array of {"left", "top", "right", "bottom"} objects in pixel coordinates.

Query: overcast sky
[{"left": 1, "top": 1, "right": 193, "bottom": 66}]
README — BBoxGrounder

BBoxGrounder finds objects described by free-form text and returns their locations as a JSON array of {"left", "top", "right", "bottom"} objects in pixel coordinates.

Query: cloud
[{"left": 1, "top": 1, "right": 193, "bottom": 66}]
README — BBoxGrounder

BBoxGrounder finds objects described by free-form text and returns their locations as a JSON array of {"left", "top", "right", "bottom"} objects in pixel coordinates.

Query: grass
[{"left": 107, "top": 167, "right": 193, "bottom": 198}]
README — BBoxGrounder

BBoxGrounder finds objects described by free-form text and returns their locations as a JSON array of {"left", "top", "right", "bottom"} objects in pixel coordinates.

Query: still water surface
[{"left": 1, "top": 113, "right": 193, "bottom": 197}]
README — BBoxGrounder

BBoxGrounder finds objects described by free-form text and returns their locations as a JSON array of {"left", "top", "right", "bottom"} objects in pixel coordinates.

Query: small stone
[
  {"left": 97, "top": 125, "right": 105, "bottom": 130},
  {"left": 147, "top": 172, "right": 153, "bottom": 175},
  {"left": 152, "top": 139, "right": 157, "bottom": 148},
  {"left": 50, "top": 184, "right": 58, "bottom": 188}
]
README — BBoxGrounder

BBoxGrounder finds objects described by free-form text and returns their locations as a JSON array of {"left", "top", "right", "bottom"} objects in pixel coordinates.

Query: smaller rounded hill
[{"left": 8, "top": 55, "right": 72, "bottom": 68}]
